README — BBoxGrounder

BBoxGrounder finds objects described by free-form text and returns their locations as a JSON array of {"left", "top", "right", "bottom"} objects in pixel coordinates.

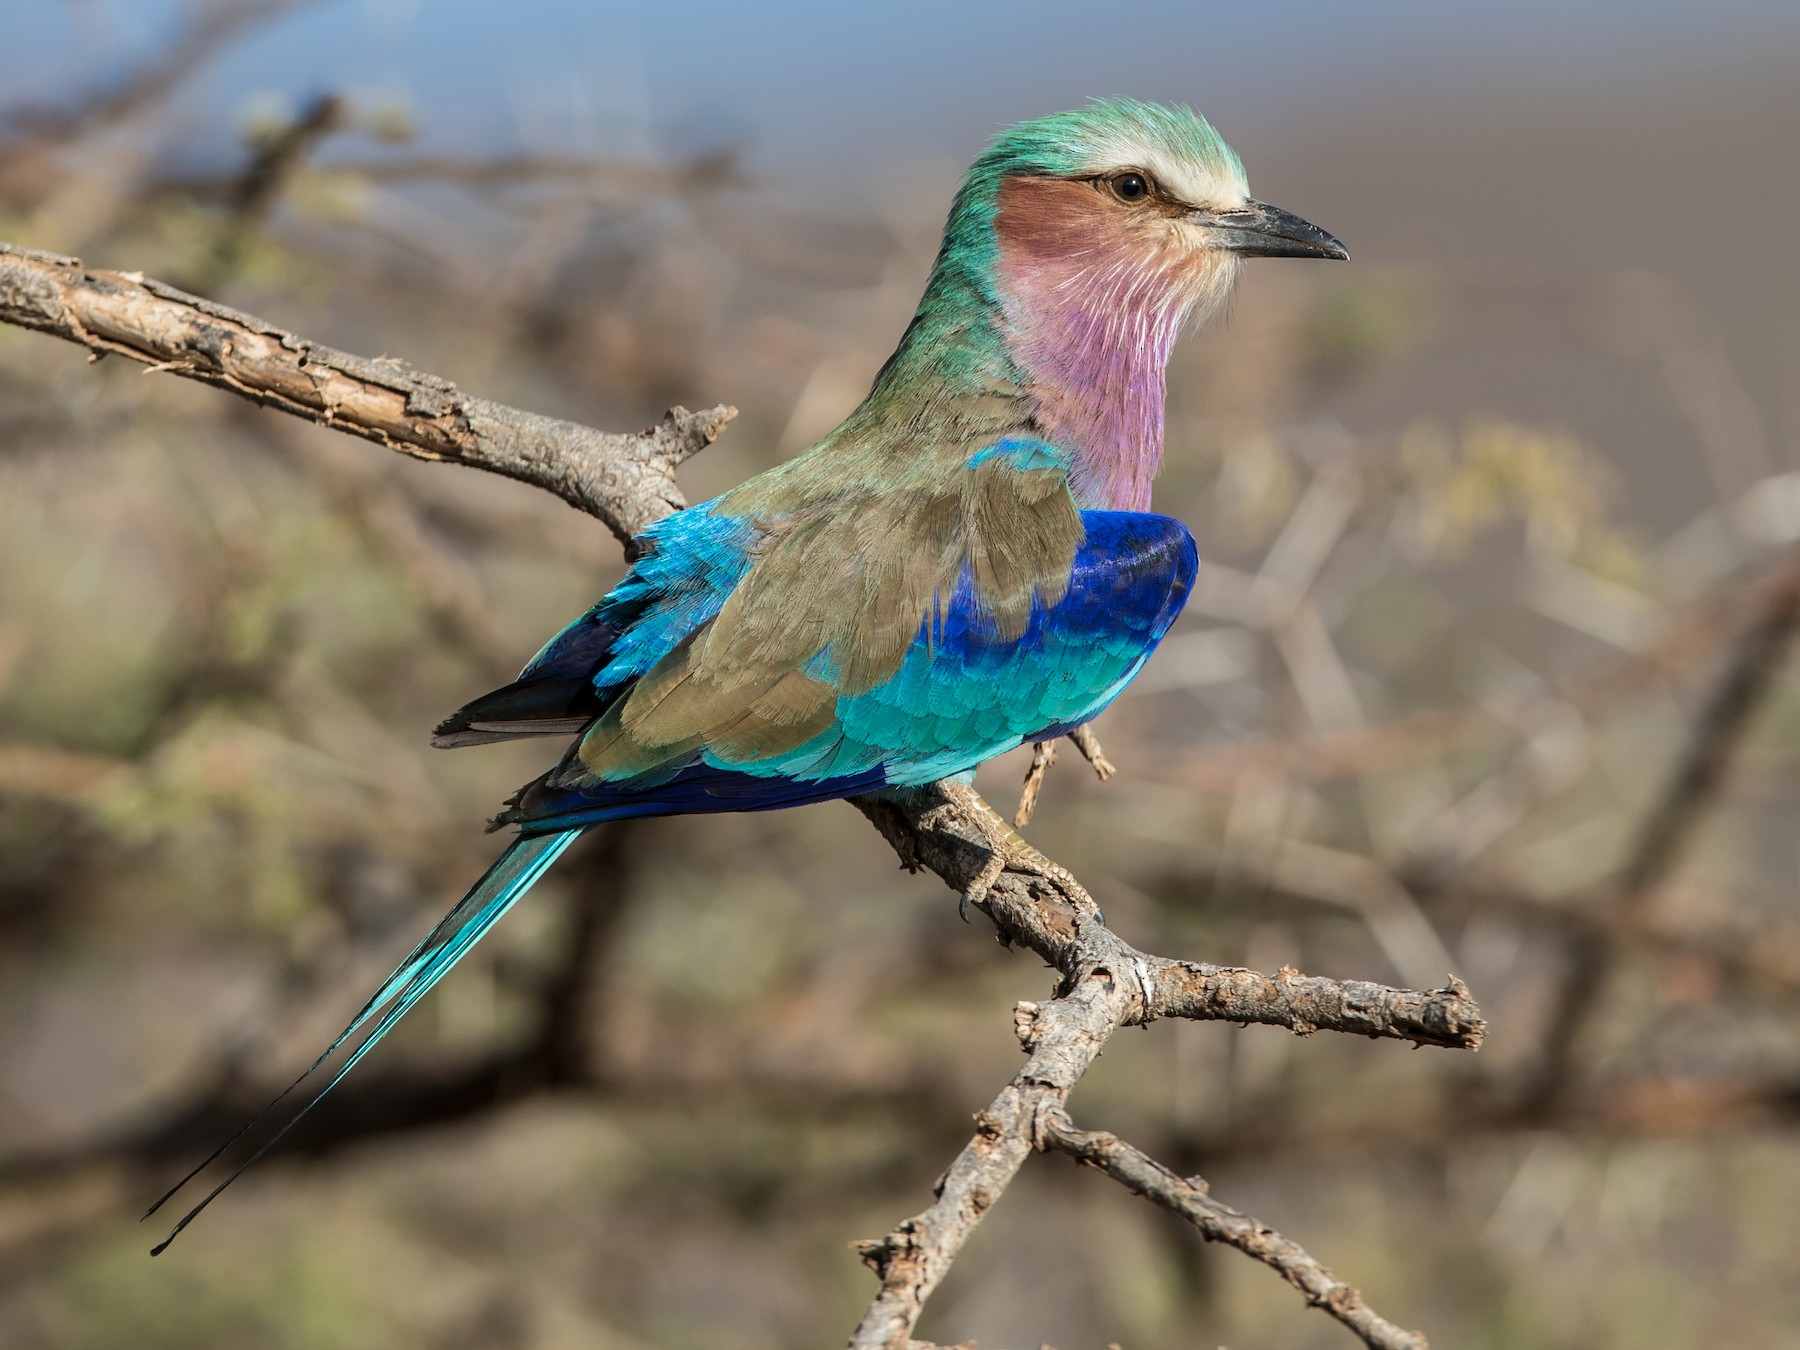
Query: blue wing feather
[
  {"left": 433, "top": 505, "right": 755, "bottom": 746},
  {"left": 508, "top": 509, "right": 1195, "bottom": 828}
]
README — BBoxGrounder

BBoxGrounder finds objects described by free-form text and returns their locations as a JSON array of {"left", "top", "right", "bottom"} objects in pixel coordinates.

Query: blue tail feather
[{"left": 145, "top": 827, "right": 584, "bottom": 1254}]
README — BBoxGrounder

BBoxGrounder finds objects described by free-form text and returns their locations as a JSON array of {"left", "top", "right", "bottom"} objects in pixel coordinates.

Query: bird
[{"left": 145, "top": 97, "right": 1346, "bottom": 1252}]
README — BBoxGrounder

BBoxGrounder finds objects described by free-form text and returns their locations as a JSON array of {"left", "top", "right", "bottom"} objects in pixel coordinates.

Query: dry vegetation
[{"left": 2, "top": 7, "right": 1799, "bottom": 1348}]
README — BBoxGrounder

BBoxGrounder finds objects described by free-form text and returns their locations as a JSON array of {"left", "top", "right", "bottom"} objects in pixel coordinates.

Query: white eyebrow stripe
[{"left": 1076, "top": 133, "right": 1249, "bottom": 211}]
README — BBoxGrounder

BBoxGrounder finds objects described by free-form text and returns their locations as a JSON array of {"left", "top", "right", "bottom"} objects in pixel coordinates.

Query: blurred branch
[
  {"left": 0, "top": 1, "right": 314, "bottom": 148},
  {"left": 1213, "top": 853, "right": 1800, "bottom": 1003},
  {"left": 166, "top": 147, "right": 748, "bottom": 198},
  {"left": 1153, "top": 542, "right": 1764, "bottom": 800},
  {"left": 0, "top": 825, "right": 640, "bottom": 1248},
  {"left": 1519, "top": 548, "right": 1800, "bottom": 1117},
  {"left": 243, "top": 408, "right": 520, "bottom": 671},
  {"left": 0, "top": 243, "right": 1482, "bottom": 1350},
  {"left": 0, "top": 742, "right": 125, "bottom": 802},
  {"left": 179, "top": 91, "right": 349, "bottom": 294},
  {"left": 1110, "top": 1068, "right": 1800, "bottom": 1179},
  {"left": 1614, "top": 555, "right": 1800, "bottom": 899}
]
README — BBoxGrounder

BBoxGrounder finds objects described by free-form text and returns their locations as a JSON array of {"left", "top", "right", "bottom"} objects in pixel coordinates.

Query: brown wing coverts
[{"left": 568, "top": 453, "right": 1082, "bottom": 785}]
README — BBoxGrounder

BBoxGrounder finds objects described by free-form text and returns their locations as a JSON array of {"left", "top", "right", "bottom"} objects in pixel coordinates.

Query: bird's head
[
  {"left": 893, "top": 99, "right": 1347, "bottom": 509},
  {"left": 962, "top": 97, "right": 1346, "bottom": 343}
]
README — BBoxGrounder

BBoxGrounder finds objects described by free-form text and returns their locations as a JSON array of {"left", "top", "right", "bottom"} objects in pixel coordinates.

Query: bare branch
[
  {"left": 848, "top": 781, "right": 1478, "bottom": 1346},
  {"left": 848, "top": 913, "right": 1472, "bottom": 1348},
  {"left": 1040, "top": 1110, "right": 1428, "bottom": 1350},
  {"left": 858, "top": 784, "right": 1484, "bottom": 1049},
  {"left": 0, "top": 242, "right": 734, "bottom": 546},
  {"left": 849, "top": 969, "right": 1121, "bottom": 1349}
]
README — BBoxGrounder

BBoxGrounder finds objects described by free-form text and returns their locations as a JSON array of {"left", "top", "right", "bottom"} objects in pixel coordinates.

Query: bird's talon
[{"left": 957, "top": 848, "right": 1006, "bottom": 920}]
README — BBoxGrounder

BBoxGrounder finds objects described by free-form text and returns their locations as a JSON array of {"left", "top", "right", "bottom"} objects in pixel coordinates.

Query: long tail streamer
[{"left": 143, "top": 827, "right": 585, "bottom": 1254}]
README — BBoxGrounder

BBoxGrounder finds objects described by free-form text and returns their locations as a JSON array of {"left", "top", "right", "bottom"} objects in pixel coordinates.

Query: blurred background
[{"left": 2, "top": 2, "right": 1799, "bottom": 1346}]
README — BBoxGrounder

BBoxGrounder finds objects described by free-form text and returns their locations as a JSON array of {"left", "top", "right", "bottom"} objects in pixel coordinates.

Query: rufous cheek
[{"left": 993, "top": 177, "right": 1117, "bottom": 264}]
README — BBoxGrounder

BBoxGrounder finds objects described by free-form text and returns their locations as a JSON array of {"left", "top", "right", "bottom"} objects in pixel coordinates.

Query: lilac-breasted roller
[{"left": 148, "top": 97, "right": 1346, "bottom": 1249}]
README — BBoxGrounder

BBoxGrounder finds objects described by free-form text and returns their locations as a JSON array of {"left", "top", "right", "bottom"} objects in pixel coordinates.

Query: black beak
[{"left": 1192, "top": 200, "right": 1349, "bottom": 261}]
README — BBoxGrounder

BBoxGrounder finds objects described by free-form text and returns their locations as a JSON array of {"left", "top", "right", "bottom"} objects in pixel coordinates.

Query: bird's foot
[
  {"left": 1067, "top": 724, "right": 1116, "bottom": 780},
  {"left": 1014, "top": 727, "right": 1117, "bottom": 828},
  {"left": 926, "top": 778, "right": 1100, "bottom": 924}
]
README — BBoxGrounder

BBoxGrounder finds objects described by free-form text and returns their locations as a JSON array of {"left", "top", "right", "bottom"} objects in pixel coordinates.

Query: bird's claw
[
  {"left": 959, "top": 848, "right": 1009, "bottom": 921},
  {"left": 931, "top": 778, "right": 1100, "bottom": 924}
]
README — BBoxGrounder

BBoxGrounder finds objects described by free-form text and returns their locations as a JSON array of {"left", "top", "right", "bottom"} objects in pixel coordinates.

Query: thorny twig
[
  {"left": 0, "top": 241, "right": 1484, "bottom": 1348},
  {"left": 1040, "top": 1110, "right": 1426, "bottom": 1350},
  {"left": 848, "top": 784, "right": 1477, "bottom": 1348}
]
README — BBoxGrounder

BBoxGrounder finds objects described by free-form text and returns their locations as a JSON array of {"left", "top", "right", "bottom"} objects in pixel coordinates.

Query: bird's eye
[{"left": 1109, "top": 172, "right": 1151, "bottom": 203}]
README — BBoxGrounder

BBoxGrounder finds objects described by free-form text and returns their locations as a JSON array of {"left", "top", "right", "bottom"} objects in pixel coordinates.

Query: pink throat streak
[{"left": 992, "top": 176, "right": 1232, "bottom": 512}]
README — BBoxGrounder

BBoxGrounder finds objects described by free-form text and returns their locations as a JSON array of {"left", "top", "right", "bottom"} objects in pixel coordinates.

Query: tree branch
[
  {"left": 0, "top": 240, "right": 1483, "bottom": 1349},
  {"left": 857, "top": 786, "right": 1483, "bottom": 1049},
  {"left": 848, "top": 785, "right": 1471, "bottom": 1349},
  {"left": 0, "top": 242, "right": 734, "bottom": 547},
  {"left": 1039, "top": 1110, "right": 1425, "bottom": 1350}
]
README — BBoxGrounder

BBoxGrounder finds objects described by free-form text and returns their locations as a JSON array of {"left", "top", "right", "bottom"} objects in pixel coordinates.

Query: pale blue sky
[{"left": 6, "top": 0, "right": 1797, "bottom": 185}]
